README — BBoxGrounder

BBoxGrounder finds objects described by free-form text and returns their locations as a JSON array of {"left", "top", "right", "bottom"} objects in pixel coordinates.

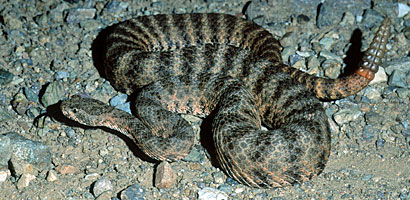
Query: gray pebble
[
  {"left": 66, "top": 8, "right": 97, "bottom": 23},
  {"left": 54, "top": 71, "right": 70, "bottom": 80},
  {"left": 182, "top": 147, "right": 202, "bottom": 162},
  {"left": 23, "top": 86, "right": 39, "bottom": 102},
  {"left": 333, "top": 106, "right": 362, "bottom": 125},
  {"left": 2, "top": 132, "right": 51, "bottom": 176},
  {"left": 398, "top": 3, "right": 410, "bottom": 18},
  {"left": 0, "top": 69, "right": 14, "bottom": 85},
  {"left": 120, "top": 184, "right": 146, "bottom": 200},
  {"left": 319, "top": 37, "right": 334, "bottom": 50},
  {"left": 388, "top": 70, "right": 409, "bottom": 88},
  {"left": 362, "top": 9, "right": 384, "bottom": 29},
  {"left": 317, "top": 0, "right": 371, "bottom": 28},
  {"left": 41, "top": 80, "right": 65, "bottom": 107},
  {"left": 361, "top": 174, "right": 373, "bottom": 181},
  {"left": 109, "top": 94, "right": 128, "bottom": 107},
  {"left": 362, "top": 125, "right": 375, "bottom": 140},
  {"left": 93, "top": 177, "right": 113, "bottom": 197},
  {"left": 198, "top": 187, "right": 228, "bottom": 200}
]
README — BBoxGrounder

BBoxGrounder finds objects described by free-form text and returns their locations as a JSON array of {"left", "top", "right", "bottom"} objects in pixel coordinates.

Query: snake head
[{"left": 60, "top": 95, "right": 114, "bottom": 127}]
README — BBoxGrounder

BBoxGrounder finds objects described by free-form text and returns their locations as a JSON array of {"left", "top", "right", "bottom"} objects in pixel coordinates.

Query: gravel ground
[{"left": 0, "top": 0, "right": 409, "bottom": 199}]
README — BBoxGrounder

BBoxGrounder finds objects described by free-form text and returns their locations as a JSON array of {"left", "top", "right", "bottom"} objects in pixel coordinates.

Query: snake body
[{"left": 61, "top": 13, "right": 390, "bottom": 188}]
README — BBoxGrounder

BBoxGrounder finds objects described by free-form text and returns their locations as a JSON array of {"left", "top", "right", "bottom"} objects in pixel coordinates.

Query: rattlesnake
[{"left": 60, "top": 13, "right": 390, "bottom": 188}]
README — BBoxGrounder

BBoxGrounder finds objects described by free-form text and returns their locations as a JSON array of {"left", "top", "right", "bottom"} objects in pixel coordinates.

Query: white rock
[{"left": 198, "top": 187, "right": 228, "bottom": 200}]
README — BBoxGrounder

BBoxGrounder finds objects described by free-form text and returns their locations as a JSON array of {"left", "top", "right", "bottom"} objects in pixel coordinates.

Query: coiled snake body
[{"left": 61, "top": 13, "right": 390, "bottom": 188}]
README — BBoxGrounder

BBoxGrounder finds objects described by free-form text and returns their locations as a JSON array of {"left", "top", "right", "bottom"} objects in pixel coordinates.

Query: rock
[
  {"left": 388, "top": 70, "right": 409, "bottom": 88},
  {"left": 384, "top": 58, "right": 410, "bottom": 75},
  {"left": 46, "top": 170, "right": 58, "bottom": 182},
  {"left": 398, "top": 3, "right": 410, "bottom": 18},
  {"left": 212, "top": 171, "right": 225, "bottom": 184},
  {"left": 183, "top": 147, "right": 202, "bottom": 162},
  {"left": 93, "top": 177, "right": 113, "bottom": 197},
  {"left": 319, "top": 50, "right": 343, "bottom": 62},
  {"left": 319, "top": 37, "right": 334, "bottom": 50},
  {"left": 0, "top": 166, "right": 10, "bottom": 182},
  {"left": 3, "top": 14, "right": 23, "bottom": 29},
  {"left": 103, "top": 0, "right": 129, "bottom": 17},
  {"left": 95, "top": 191, "right": 113, "bottom": 200},
  {"left": 24, "top": 86, "right": 39, "bottom": 102},
  {"left": 396, "top": 88, "right": 409, "bottom": 98},
  {"left": 370, "top": 67, "right": 388, "bottom": 85},
  {"left": 323, "top": 60, "right": 342, "bottom": 79},
  {"left": 362, "top": 125, "right": 375, "bottom": 140},
  {"left": 110, "top": 94, "right": 132, "bottom": 114},
  {"left": 0, "top": 134, "right": 12, "bottom": 165},
  {"left": 198, "top": 187, "right": 228, "bottom": 200},
  {"left": 365, "top": 111, "right": 381, "bottom": 125},
  {"left": 16, "top": 173, "right": 36, "bottom": 189},
  {"left": 66, "top": 8, "right": 97, "bottom": 23},
  {"left": 1, "top": 132, "right": 51, "bottom": 176},
  {"left": 317, "top": 0, "right": 371, "bottom": 28},
  {"left": 11, "top": 93, "right": 29, "bottom": 115},
  {"left": 0, "top": 69, "right": 14, "bottom": 85},
  {"left": 120, "top": 184, "right": 146, "bottom": 200},
  {"left": 54, "top": 71, "right": 70, "bottom": 80},
  {"left": 333, "top": 106, "right": 362, "bottom": 125},
  {"left": 155, "top": 162, "right": 176, "bottom": 189},
  {"left": 56, "top": 164, "right": 80, "bottom": 175},
  {"left": 41, "top": 80, "right": 65, "bottom": 107},
  {"left": 363, "top": 87, "right": 382, "bottom": 101}
]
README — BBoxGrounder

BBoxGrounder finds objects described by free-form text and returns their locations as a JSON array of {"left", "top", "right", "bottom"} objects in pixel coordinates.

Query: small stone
[
  {"left": 41, "top": 80, "right": 65, "bottom": 107},
  {"left": 198, "top": 187, "right": 228, "bottom": 200},
  {"left": 120, "top": 184, "right": 146, "bottom": 200},
  {"left": 362, "top": 125, "right": 375, "bottom": 140},
  {"left": 183, "top": 148, "right": 202, "bottom": 162},
  {"left": 0, "top": 135, "right": 12, "bottom": 165},
  {"left": 46, "top": 170, "right": 58, "bottom": 182},
  {"left": 375, "top": 138, "right": 385, "bottom": 149},
  {"left": 388, "top": 70, "right": 409, "bottom": 88},
  {"left": 322, "top": 60, "right": 341, "bottom": 79},
  {"left": 307, "top": 56, "right": 321, "bottom": 74},
  {"left": 296, "top": 14, "right": 310, "bottom": 24},
  {"left": 16, "top": 173, "right": 36, "bottom": 189},
  {"left": 66, "top": 8, "right": 96, "bottom": 23},
  {"left": 319, "top": 37, "right": 334, "bottom": 50},
  {"left": 340, "top": 12, "right": 355, "bottom": 26},
  {"left": 56, "top": 164, "right": 80, "bottom": 175},
  {"left": 212, "top": 171, "right": 225, "bottom": 184},
  {"left": 23, "top": 86, "right": 39, "bottom": 102},
  {"left": 11, "top": 93, "right": 29, "bottom": 115},
  {"left": 3, "top": 14, "right": 23, "bottom": 29},
  {"left": 370, "top": 67, "right": 388, "bottom": 85},
  {"left": 398, "top": 3, "right": 410, "bottom": 18},
  {"left": 93, "top": 177, "right": 113, "bottom": 197},
  {"left": 54, "top": 71, "right": 70, "bottom": 80},
  {"left": 396, "top": 88, "right": 409, "bottom": 98},
  {"left": 361, "top": 174, "right": 373, "bottom": 181},
  {"left": 84, "top": 172, "right": 100, "bottom": 181},
  {"left": 3, "top": 132, "right": 51, "bottom": 176},
  {"left": 365, "top": 111, "right": 381, "bottom": 125},
  {"left": 155, "top": 162, "right": 176, "bottom": 189},
  {"left": 333, "top": 107, "right": 362, "bottom": 125},
  {"left": 95, "top": 191, "right": 113, "bottom": 200},
  {"left": 0, "top": 167, "right": 10, "bottom": 182},
  {"left": 0, "top": 69, "right": 14, "bottom": 85},
  {"left": 319, "top": 50, "right": 343, "bottom": 62},
  {"left": 363, "top": 87, "right": 381, "bottom": 101}
]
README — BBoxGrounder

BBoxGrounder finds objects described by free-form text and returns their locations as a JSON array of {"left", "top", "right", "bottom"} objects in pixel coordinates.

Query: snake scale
[{"left": 60, "top": 13, "right": 390, "bottom": 188}]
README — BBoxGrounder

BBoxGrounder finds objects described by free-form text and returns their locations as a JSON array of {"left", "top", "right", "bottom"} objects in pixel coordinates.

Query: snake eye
[{"left": 72, "top": 108, "right": 78, "bottom": 114}]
